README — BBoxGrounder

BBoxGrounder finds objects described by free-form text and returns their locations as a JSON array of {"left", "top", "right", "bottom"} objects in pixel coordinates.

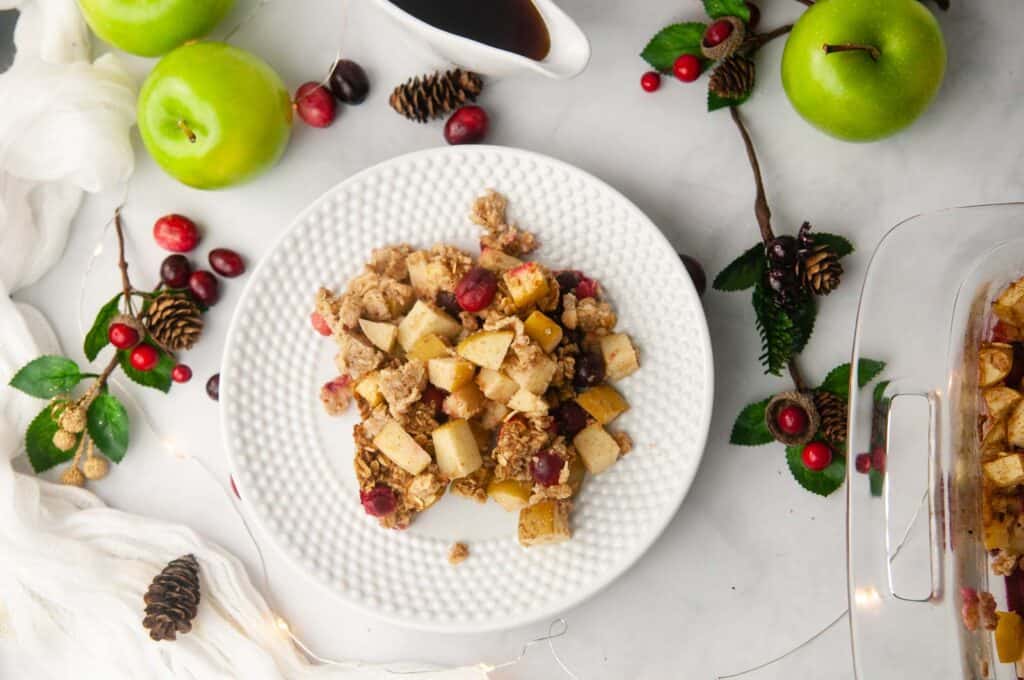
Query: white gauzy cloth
[{"left": 0, "top": 2, "right": 489, "bottom": 678}]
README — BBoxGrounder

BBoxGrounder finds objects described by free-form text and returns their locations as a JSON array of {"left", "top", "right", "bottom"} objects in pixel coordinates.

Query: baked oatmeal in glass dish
[{"left": 311, "top": 191, "right": 640, "bottom": 547}]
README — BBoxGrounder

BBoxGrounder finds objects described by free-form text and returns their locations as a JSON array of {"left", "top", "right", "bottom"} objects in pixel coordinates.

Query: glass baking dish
[{"left": 849, "top": 202, "right": 1024, "bottom": 680}]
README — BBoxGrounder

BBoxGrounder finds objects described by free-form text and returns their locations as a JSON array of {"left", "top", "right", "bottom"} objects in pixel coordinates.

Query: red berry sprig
[
  {"left": 641, "top": 71, "right": 661, "bottom": 92},
  {"left": 801, "top": 441, "right": 832, "bottom": 472},
  {"left": 673, "top": 54, "right": 701, "bottom": 83}
]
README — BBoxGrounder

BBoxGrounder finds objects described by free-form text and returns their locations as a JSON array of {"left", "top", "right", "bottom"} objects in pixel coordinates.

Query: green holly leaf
[
  {"left": 873, "top": 379, "right": 890, "bottom": 405},
  {"left": 703, "top": 0, "right": 751, "bottom": 21},
  {"left": 713, "top": 243, "right": 763, "bottom": 292},
  {"left": 25, "top": 404, "right": 77, "bottom": 472},
  {"left": 730, "top": 398, "right": 773, "bottom": 445},
  {"left": 869, "top": 468, "right": 884, "bottom": 497},
  {"left": 9, "top": 356, "right": 83, "bottom": 399},
  {"left": 818, "top": 359, "right": 886, "bottom": 398},
  {"left": 83, "top": 294, "right": 122, "bottom": 362},
  {"left": 812, "top": 232, "right": 855, "bottom": 259},
  {"left": 118, "top": 350, "right": 174, "bottom": 393},
  {"left": 708, "top": 89, "right": 750, "bottom": 112},
  {"left": 87, "top": 392, "right": 129, "bottom": 463},
  {"left": 786, "top": 445, "right": 846, "bottom": 497},
  {"left": 641, "top": 22, "right": 707, "bottom": 72}
]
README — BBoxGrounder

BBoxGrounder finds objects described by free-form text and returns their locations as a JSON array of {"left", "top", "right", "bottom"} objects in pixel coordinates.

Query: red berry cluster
[
  {"left": 639, "top": 20, "right": 735, "bottom": 92},
  {"left": 854, "top": 447, "right": 885, "bottom": 475},
  {"left": 771, "top": 404, "right": 835, "bottom": 472},
  {"left": 293, "top": 58, "right": 370, "bottom": 129}
]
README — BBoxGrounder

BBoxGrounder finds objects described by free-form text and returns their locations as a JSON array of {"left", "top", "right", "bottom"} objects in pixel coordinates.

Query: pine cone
[
  {"left": 143, "top": 554, "right": 200, "bottom": 641},
  {"left": 709, "top": 55, "right": 755, "bottom": 100},
  {"left": 797, "top": 222, "right": 843, "bottom": 295},
  {"left": 813, "top": 390, "right": 848, "bottom": 444},
  {"left": 144, "top": 293, "right": 203, "bottom": 351},
  {"left": 389, "top": 69, "right": 483, "bottom": 123}
]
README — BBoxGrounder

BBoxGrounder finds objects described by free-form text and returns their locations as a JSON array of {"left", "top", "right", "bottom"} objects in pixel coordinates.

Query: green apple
[
  {"left": 76, "top": 0, "right": 235, "bottom": 57},
  {"left": 138, "top": 42, "right": 292, "bottom": 190},
  {"left": 781, "top": 0, "right": 946, "bottom": 142}
]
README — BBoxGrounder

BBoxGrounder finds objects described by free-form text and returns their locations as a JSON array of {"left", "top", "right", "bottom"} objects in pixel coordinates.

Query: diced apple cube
[
  {"left": 995, "top": 278, "right": 1024, "bottom": 326},
  {"left": 995, "top": 611, "right": 1024, "bottom": 663},
  {"left": 427, "top": 357, "right": 476, "bottom": 392},
  {"left": 373, "top": 420, "right": 431, "bottom": 475},
  {"left": 407, "top": 256, "right": 430, "bottom": 298},
  {"left": 518, "top": 499, "right": 571, "bottom": 546},
  {"left": 980, "top": 343, "right": 1014, "bottom": 388},
  {"left": 507, "top": 388, "right": 549, "bottom": 414},
  {"left": 432, "top": 419, "right": 483, "bottom": 479},
  {"left": 479, "top": 246, "right": 523, "bottom": 271},
  {"left": 986, "top": 521, "right": 1012, "bottom": 550},
  {"left": 573, "top": 423, "right": 621, "bottom": 474},
  {"left": 505, "top": 352, "right": 556, "bottom": 394},
  {"left": 1009, "top": 401, "right": 1024, "bottom": 449},
  {"left": 566, "top": 456, "right": 586, "bottom": 495},
  {"left": 468, "top": 420, "right": 491, "bottom": 451},
  {"left": 986, "top": 386, "right": 1023, "bottom": 419},
  {"left": 600, "top": 333, "right": 640, "bottom": 381},
  {"left": 575, "top": 385, "right": 629, "bottom": 424},
  {"left": 503, "top": 262, "right": 550, "bottom": 310},
  {"left": 457, "top": 330, "right": 514, "bottom": 370},
  {"left": 443, "top": 382, "right": 485, "bottom": 419},
  {"left": 478, "top": 399, "right": 510, "bottom": 429},
  {"left": 476, "top": 368, "right": 519, "bottom": 404},
  {"left": 358, "top": 318, "right": 398, "bottom": 353},
  {"left": 984, "top": 416, "right": 1008, "bottom": 455},
  {"left": 354, "top": 372, "right": 384, "bottom": 407},
  {"left": 487, "top": 479, "right": 532, "bottom": 511},
  {"left": 397, "top": 300, "right": 462, "bottom": 351},
  {"left": 407, "top": 333, "right": 450, "bottom": 361},
  {"left": 523, "top": 311, "right": 563, "bottom": 353},
  {"left": 984, "top": 453, "right": 1024, "bottom": 488}
]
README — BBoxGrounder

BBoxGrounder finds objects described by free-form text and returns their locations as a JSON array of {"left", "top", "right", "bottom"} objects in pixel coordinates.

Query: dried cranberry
[
  {"left": 189, "top": 270, "right": 220, "bottom": 306},
  {"left": 160, "top": 254, "right": 192, "bottom": 288},
  {"left": 555, "top": 270, "right": 582, "bottom": 292},
  {"left": 573, "top": 352, "right": 605, "bottom": 389},
  {"left": 531, "top": 451, "right": 564, "bottom": 487},
  {"left": 454, "top": 267, "right": 498, "bottom": 312},
  {"left": 575, "top": 276, "right": 599, "bottom": 299},
  {"left": 435, "top": 290, "right": 462, "bottom": 317},
  {"left": 422, "top": 384, "right": 447, "bottom": 417},
  {"left": 552, "top": 402, "right": 589, "bottom": 437},
  {"left": 360, "top": 484, "right": 397, "bottom": 517},
  {"left": 209, "top": 248, "right": 245, "bottom": 278},
  {"left": 310, "top": 312, "right": 332, "bottom": 336}
]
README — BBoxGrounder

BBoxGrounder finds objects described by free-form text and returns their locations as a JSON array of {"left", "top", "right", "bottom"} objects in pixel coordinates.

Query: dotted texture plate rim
[{"left": 220, "top": 146, "right": 714, "bottom": 632}]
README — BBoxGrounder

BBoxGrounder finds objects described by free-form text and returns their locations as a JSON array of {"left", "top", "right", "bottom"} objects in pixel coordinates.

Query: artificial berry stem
[
  {"left": 747, "top": 24, "right": 794, "bottom": 52},
  {"left": 114, "top": 209, "right": 136, "bottom": 316},
  {"left": 177, "top": 119, "right": 198, "bottom": 143},
  {"left": 822, "top": 43, "right": 881, "bottom": 61},
  {"left": 795, "top": 0, "right": 814, "bottom": 5},
  {"left": 729, "top": 106, "right": 774, "bottom": 244},
  {"left": 787, "top": 359, "right": 807, "bottom": 392}
]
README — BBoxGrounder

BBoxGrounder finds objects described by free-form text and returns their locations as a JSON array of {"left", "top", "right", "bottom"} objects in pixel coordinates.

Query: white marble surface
[{"left": 12, "top": 0, "right": 1024, "bottom": 677}]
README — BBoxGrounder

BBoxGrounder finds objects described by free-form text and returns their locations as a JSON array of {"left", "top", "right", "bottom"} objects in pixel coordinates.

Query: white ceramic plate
[{"left": 221, "top": 146, "right": 713, "bottom": 632}]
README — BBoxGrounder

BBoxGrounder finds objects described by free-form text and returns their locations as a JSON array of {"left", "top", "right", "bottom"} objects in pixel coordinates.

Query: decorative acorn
[
  {"left": 701, "top": 16, "right": 746, "bottom": 60},
  {"left": 765, "top": 390, "right": 820, "bottom": 446},
  {"left": 58, "top": 404, "right": 87, "bottom": 434},
  {"left": 60, "top": 461, "right": 85, "bottom": 487},
  {"left": 813, "top": 390, "right": 848, "bottom": 444},
  {"left": 143, "top": 293, "right": 203, "bottom": 351},
  {"left": 82, "top": 440, "right": 109, "bottom": 480},
  {"left": 389, "top": 69, "right": 483, "bottom": 123},
  {"left": 709, "top": 55, "right": 755, "bottom": 100},
  {"left": 143, "top": 554, "right": 201, "bottom": 642}
]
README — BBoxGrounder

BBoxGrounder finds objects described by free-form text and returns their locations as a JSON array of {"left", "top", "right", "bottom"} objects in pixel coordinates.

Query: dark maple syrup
[{"left": 389, "top": 0, "right": 551, "bottom": 61}]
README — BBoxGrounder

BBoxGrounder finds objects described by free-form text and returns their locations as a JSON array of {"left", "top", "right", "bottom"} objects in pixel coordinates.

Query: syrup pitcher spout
[{"left": 371, "top": 0, "right": 591, "bottom": 79}]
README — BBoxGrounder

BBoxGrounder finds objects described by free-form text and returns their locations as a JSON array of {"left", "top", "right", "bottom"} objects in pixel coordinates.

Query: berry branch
[{"left": 729, "top": 106, "right": 773, "bottom": 244}]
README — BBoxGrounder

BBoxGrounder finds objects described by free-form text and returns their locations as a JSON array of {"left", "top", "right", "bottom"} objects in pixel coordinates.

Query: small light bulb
[{"left": 276, "top": 617, "right": 290, "bottom": 632}]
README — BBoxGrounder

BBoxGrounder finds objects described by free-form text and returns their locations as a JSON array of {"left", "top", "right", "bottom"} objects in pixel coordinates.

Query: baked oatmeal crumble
[
  {"left": 448, "top": 542, "right": 470, "bottom": 565},
  {"left": 470, "top": 190, "right": 538, "bottom": 256},
  {"left": 378, "top": 360, "right": 428, "bottom": 416},
  {"left": 319, "top": 376, "right": 352, "bottom": 416}
]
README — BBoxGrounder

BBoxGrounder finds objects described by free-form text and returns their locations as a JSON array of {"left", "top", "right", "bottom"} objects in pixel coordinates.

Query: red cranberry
[
  {"left": 454, "top": 267, "right": 498, "bottom": 312},
  {"left": 434, "top": 290, "right": 462, "bottom": 317},
  {"left": 108, "top": 322, "right": 140, "bottom": 350},
  {"left": 575, "top": 276, "right": 599, "bottom": 299},
  {"left": 640, "top": 71, "right": 661, "bottom": 92},
  {"left": 531, "top": 451, "right": 564, "bottom": 487},
  {"left": 801, "top": 441, "right": 833, "bottom": 472},
  {"left": 553, "top": 402, "right": 589, "bottom": 438},
  {"left": 573, "top": 352, "right": 606, "bottom": 389},
  {"left": 160, "top": 254, "right": 192, "bottom": 288},
  {"left": 188, "top": 270, "right": 220, "bottom": 306},
  {"left": 328, "top": 59, "right": 370, "bottom": 104},
  {"left": 209, "top": 248, "right": 245, "bottom": 278},
  {"left": 129, "top": 344, "right": 159, "bottom": 372},
  {"left": 171, "top": 364, "right": 193, "bottom": 383},
  {"left": 679, "top": 254, "right": 706, "bottom": 296},
  {"left": 871, "top": 446, "right": 886, "bottom": 472},
  {"left": 855, "top": 453, "right": 872, "bottom": 474},
  {"left": 993, "top": 320, "right": 1019, "bottom": 343},
  {"left": 776, "top": 405, "right": 809, "bottom": 436},
  {"left": 673, "top": 54, "right": 701, "bottom": 83},
  {"left": 444, "top": 105, "right": 489, "bottom": 145},
  {"left": 153, "top": 214, "right": 200, "bottom": 253},
  {"left": 310, "top": 312, "right": 332, "bottom": 336},
  {"left": 422, "top": 384, "right": 447, "bottom": 417},
  {"left": 294, "top": 82, "right": 336, "bottom": 128},
  {"left": 360, "top": 484, "right": 397, "bottom": 517},
  {"left": 704, "top": 19, "right": 735, "bottom": 47},
  {"left": 555, "top": 270, "right": 582, "bottom": 292},
  {"left": 206, "top": 373, "right": 220, "bottom": 401}
]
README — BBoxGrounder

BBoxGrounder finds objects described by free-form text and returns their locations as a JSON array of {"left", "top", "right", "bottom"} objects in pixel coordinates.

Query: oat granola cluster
[{"left": 312, "top": 191, "right": 641, "bottom": 547}]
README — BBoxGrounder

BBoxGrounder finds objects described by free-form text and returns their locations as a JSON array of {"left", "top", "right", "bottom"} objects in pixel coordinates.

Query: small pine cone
[
  {"left": 58, "top": 405, "right": 87, "bottom": 434},
  {"left": 709, "top": 55, "right": 755, "bottom": 100},
  {"left": 143, "top": 554, "right": 201, "bottom": 642},
  {"left": 82, "top": 454, "right": 110, "bottom": 480},
  {"left": 813, "top": 391, "right": 848, "bottom": 444},
  {"left": 144, "top": 293, "right": 203, "bottom": 351},
  {"left": 801, "top": 246, "right": 843, "bottom": 295},
  {"left": 389, "top": 69, "right": 483, "bottom": 123},
  {"left": 701, "top": 17, "right": 746, "bottom": 60},
  {"left": 60, "top": 463, "right": 85, "bottom": 487},
  {"left": 52, "top": 428, "right": 77, "bottom": 452}
]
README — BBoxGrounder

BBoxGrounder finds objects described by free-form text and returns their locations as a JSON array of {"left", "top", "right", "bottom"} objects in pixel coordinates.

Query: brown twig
[
  {"left": 748, "top": 24, "right": 794, "bottom": 52},
  {"left": 113, "top": 209, "right": 135, "bottom": 316},
  {"left": 795, "top": 0, "right": 814, "bottom": 5},
  {"left": 729, "top": 106, "right": 773, "bottom": 244},
  {"left": 822, "top": 43, "right": 881, "bottom": 61},
  {"left": 788, "top": 360, "right": 808, "bottom": 392}
]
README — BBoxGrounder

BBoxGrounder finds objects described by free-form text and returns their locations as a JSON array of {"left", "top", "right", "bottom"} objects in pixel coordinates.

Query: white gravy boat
[{"left": 370, "top": 0, "right": 591, "bottom": 79}]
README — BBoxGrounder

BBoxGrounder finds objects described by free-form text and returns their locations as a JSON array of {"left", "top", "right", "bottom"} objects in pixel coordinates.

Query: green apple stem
[
  {"left": 177, "top": 119, "right": 198, "bottom": 144},
  {"left": 822, "top": 43, "right": 881, "bottom": 61}
]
